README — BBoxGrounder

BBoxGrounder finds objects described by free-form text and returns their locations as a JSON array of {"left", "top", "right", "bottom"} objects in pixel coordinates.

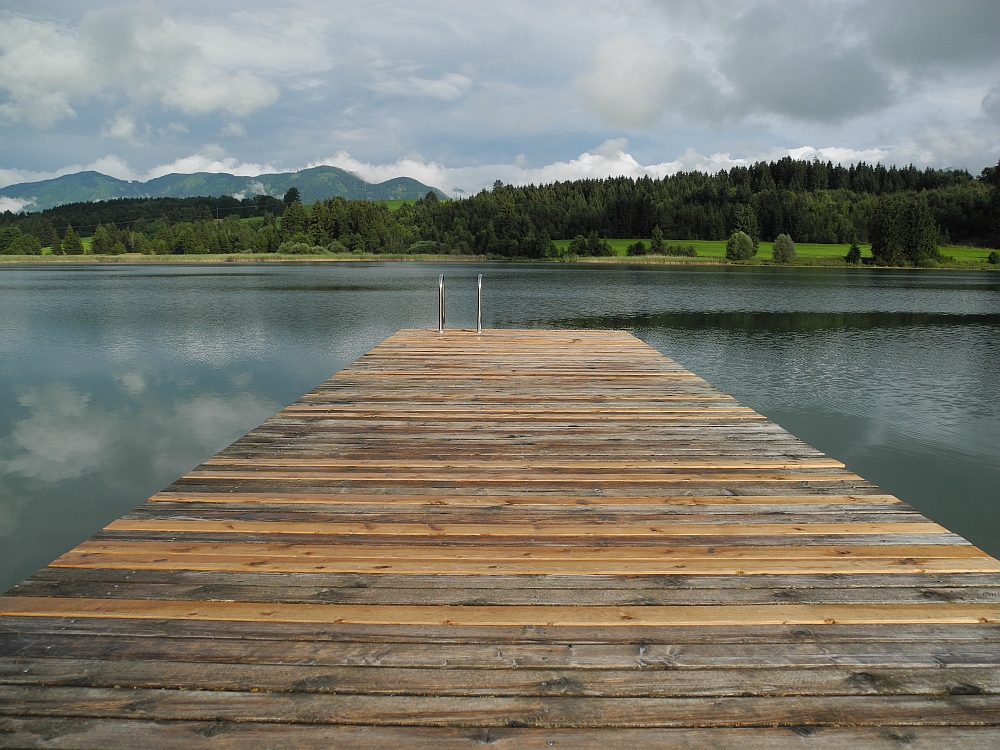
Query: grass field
[
  {"left": 551, "top": 238, "right": 996, "bottom": 265},
  {"left": 381, "top": 199, "right": 418, "bottom": 210},
  {"left": 20, "top": 237, "right": 996, "bottom": 267}
]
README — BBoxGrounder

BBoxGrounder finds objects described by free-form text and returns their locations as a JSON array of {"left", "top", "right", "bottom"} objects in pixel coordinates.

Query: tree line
[{"left": 3, "top": 158, "right": 998, "bottom": 264}]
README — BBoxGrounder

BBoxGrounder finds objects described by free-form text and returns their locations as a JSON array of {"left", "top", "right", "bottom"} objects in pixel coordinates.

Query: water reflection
[
  {"left": 561, "top": 311, "right": 1000, "bottom": 331},
  {"left": 1, "top": 263, "right": 997, "bottom": 592}
]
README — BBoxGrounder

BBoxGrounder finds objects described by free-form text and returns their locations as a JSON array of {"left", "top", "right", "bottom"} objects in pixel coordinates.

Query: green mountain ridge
[{"left": 1, "top": 166, "right": 448, "bottom": 212}]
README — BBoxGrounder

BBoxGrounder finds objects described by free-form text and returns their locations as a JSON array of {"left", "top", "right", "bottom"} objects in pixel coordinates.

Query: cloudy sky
[{"left": 0, "top": 0, "right": 997, "bottom": 198}]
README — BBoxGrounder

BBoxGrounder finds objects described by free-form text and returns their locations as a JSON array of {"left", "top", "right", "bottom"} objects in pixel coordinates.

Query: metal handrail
[
  {"left": 477, "top": 274, "right": 483, "bottom": 334},
  {"left": 438, "top": 274, "right": 445, "bottom": 333}
]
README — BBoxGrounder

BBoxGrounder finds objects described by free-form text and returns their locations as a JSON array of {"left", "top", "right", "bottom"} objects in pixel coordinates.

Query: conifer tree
[
  {"left": 48, "top": 225, "right": 62, "bottom": 254},
  {"left": 91, "top": 225, "right": 112, "bottom": 254},
  {"left": 734, "top": 204, "right": 760, "bottom": 252},
  {"left": 280, "top": 200, "right": 309, "bottom": 240},
  {"left": 62, "top": 224, "right": 84, "bottom": 254}
]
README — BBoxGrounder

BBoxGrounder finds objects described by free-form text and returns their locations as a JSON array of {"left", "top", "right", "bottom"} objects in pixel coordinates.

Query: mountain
[{"left": 0, "top": 166, "right": 448, "bottom": 212}]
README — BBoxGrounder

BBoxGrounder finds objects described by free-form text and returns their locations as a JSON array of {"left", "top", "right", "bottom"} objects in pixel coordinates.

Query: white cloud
[
  {"left": 309, "top": 140, "right": 928, "bottom": 197},
  {"left": 0, "top": 16, "right": 95, "bottom": 126},
  {"left": 373, "top": 72, "right": 472, "bottom": 101},
  {"left": 102, "top": 113, "right": 142, "bottom": 145},
  {"left": 160, "top": 69, "right": 279, "bottom": 117},
  {"left": 2, "top": 385, "right": 115, "bottom": 482},
  {"left": 143, "top": 147, "right": 278, "bottom": 180},
  {"left": 575, "top": 34, "right": 686, "bottom": 127},
  {"left": 309, "top": 152, "right": 451, "bottom": 191},
  {"left": 221, "top": 122, "right": 247, "bottom": 138},
  {"left": 84, "top": 154, "right": 139, "bottom": 181},
  {"left": 1, "top": 1, "right": 997, "bottom": 181},
  {"left": 0, "top": 196, "right": 31, "bottom": 212},
  {"left": 0, "top": 5, "right": 293, "bottom": 129}
]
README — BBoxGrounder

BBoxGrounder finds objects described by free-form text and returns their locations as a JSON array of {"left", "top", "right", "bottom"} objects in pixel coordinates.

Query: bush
[
  {"left": 725, "top": 231, "right": 754, "bottom": 260},
  {"left": 0, "top": 225, "right": 22, "bottom": 254},
  {"left": 664, "top": 244, "right": 696, "bottom": 257},
  {"left": 5, "top": 233, "right": 42, "bottom": 255},
  {"left": 845, "top": 244, "right": 862, "bottom": 264},
  {"left": 870, "top": 195, "right": 940, "bottom": 266},
  {"left": 585, "top": 232, "right": 614, "bottom": 256},
  {"left": 626, "top": 241, "right": 646, "bottom": 256},
  {"left": 278, "top": 241, "right": 326, "bottom": 255},
  {"left": 772, "top": 234, "right": 796, "bottom": 263},
  {"left": 568, "top": 232, "right": 614, "bottom": 257},
  {"left": 408, "top": 240, "right": 444, "bottom": 254},
  {"left": 988, "top": 251, "right": 999, "bottom": 265},
  {"left": 326, "top": 239, "right": 349, "bottom": 254}
]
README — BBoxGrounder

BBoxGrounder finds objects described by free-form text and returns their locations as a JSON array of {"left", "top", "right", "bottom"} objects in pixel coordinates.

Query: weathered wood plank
[
  {"left": 1, "top": 597, "right": 995, "bottom": 626},
  {"left": 2, "top": 685, "right": 998, "bottom": 727},
  {"left": 3, "top": 720, "right": 998, "bottom": 750},
  {"left": 2, "top": 327, "right": 997, "bottom": 741}
]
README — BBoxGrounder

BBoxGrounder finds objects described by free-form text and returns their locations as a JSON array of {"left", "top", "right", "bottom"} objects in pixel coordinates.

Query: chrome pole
[
  {"left": 438, "top": 274, "right": 445, "bottom": 333},
  {"left": 476, "top": 274, "right": 482, "bottom": 334}
]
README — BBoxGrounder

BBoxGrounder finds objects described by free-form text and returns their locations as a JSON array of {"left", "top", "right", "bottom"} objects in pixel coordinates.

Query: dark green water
[{"left": 1, "top": 262, "right": 998, "bottom": 592}]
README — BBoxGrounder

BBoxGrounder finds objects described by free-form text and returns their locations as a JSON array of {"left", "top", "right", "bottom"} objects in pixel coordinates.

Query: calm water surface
[{"left": 1, "top": 262, "right": 998, "bottom": 592}]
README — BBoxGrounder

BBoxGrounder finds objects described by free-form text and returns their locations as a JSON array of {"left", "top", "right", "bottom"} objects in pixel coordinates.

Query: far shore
[{"left": 0, "top": 248, "right": 996, "bottom": 270}]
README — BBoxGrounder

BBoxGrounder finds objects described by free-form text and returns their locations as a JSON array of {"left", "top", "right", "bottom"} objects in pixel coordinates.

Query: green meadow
[{"left": 551, "top": 238, "right": 996, "bottom": 266}]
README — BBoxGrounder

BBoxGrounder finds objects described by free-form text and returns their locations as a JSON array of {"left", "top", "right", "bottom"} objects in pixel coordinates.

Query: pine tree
[
  {"left": 734, "top": 204, "right": 760, "bottom": 252},
  {"left": 309, "top": 200, "right": 331, "bottom": 246},
  {"left": 280, "top": 200, "right": 309, "bottom": 241},
  {"left": 870, "top": 196, "right": 940, "bottom": 266},
  {"left": 91, "top": 225, "right": 113, "bottom": 254},
  {"left": 62, "top": 225, "right": 84, "bottom": 255},
  {"left": 171, "top": 224, "right": 197, "bottom": 254},
  {"left": 48, "top": 225, "right": 62, "bottom": 254}
]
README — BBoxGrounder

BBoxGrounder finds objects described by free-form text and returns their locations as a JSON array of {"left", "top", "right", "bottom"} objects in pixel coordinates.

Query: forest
[{"left": 2, "top": 158, "right": 998, "bottom": 265}]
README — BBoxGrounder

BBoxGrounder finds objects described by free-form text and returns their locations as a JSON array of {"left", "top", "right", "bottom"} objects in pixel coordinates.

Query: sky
[{"left": 0, "top": 0, "right": 997, "bottom": 205}]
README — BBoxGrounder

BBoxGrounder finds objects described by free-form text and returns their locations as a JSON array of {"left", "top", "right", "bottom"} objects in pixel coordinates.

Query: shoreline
[{"left": 0, "top": 252, "right": 995, "bottom": 270}]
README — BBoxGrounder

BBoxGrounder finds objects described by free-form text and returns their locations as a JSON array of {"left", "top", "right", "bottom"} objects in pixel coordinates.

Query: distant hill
[{"left": 0, "top": 166, "right": 448, "bottom": 212}]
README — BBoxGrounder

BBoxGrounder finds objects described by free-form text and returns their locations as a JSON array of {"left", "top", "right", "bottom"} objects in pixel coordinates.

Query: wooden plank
[
  {"left": 3, "top": 720, "right": 999, "bottom": 750},
  {"left": 2, "top": 327, "right": 997, "bottom": 740},
  {"left": 5, "top": 658, "right": 999, "bottom": 698},
  {"left": 1, "top": 598, "right": 995, "bottom": 625},
  {"left": 2, "top": 685, "right": 998, "bottom": 727}
]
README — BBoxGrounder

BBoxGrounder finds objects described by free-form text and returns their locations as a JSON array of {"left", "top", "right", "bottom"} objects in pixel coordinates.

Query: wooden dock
[{"left": 1, "top": 328, "right": 998, "bottom": 748}]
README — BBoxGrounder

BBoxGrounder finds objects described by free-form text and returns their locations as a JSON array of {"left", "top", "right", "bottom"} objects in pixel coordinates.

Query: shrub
[
  {"left": 772, "top": 234, "right": 796, "bottom": 263},
  {"left": 845, "top": 244, "right": 862, "bottom": 264},
  {"left": 0, "top": 225, "right": 22, "bottom": 254},
  {"left": 6, "top": 233, "right": 42, "bottom": 255},
  {"left": 650, "top": 226, "right": 665, "bottom": 254},
  {"left": 408, "top": 240, "right": 443, "bottom": 254},
  {"left": 664, "top": 244, "right": 697, "bottom": 257},
  {"left": 725, "top": 231, "right": 754, "bottom": 260},
  {"left": 626, "top": 241, "right": 646, "bottom": 256},
  {"left": 988, "top": 251, "right": 999, "bottom": 265},
  {"left": 568, "top": 235, "right": 588, "bottom": 255},
  {"left": 326, "top": 240, "right": 349, "bottom": 254},
  {"left": 279, "top": 241, "right": 325, "bottom": 254},
  {"left": 585, "top": 232, "right": 614, "bottom": 256},
  {"left": 870, "top": 195, "right": 940, "bottom": 266}
]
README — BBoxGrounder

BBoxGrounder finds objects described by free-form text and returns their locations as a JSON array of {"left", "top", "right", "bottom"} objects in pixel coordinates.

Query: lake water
[{"left": 1, "top": 262, "right": 998, "bottom": 592}]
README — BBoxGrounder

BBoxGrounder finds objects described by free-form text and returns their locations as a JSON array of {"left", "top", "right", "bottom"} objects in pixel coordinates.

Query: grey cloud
[
  {"left": 0, "top": 0, "right": 997, "bottom": 182},
  {"left": 860, "top": 0, "right": 1000, "bottom": 70},
  {"left": 586, "top": 0, "right": 998, "bottom": 126},
  {"left": 721, "top": 2, "right": 895, "bottom": 122}
]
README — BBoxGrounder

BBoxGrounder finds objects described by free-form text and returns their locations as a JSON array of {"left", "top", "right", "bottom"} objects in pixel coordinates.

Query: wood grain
[{"left": 1, "top": 327, "right": 997, "bottom": 745}]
